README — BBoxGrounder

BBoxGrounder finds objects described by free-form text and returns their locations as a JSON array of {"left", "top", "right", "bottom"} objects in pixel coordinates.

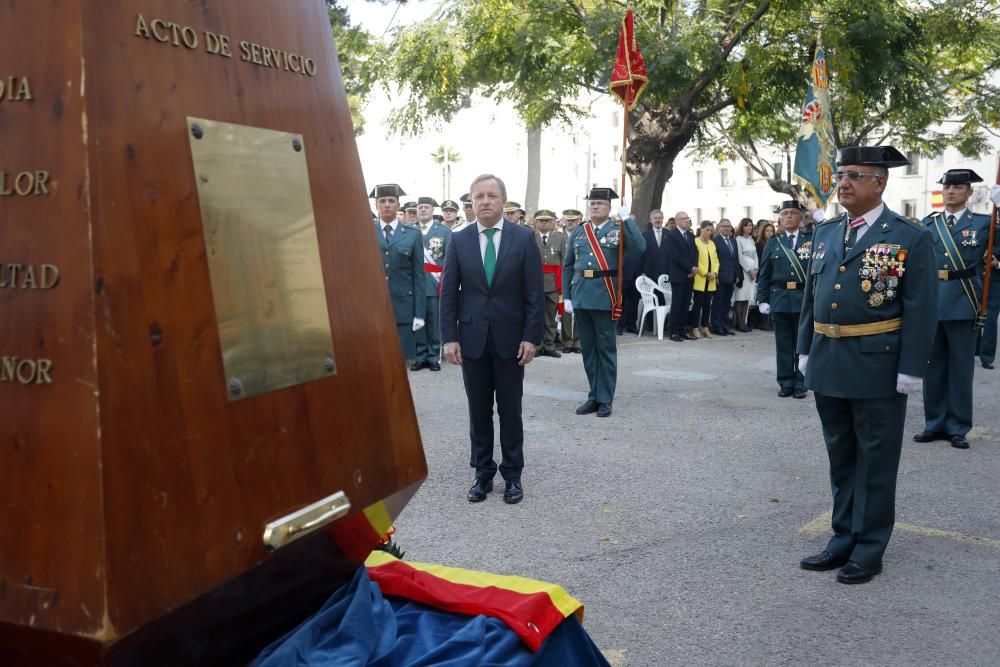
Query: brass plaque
[{"left": 188, "top": 117, "right": 335, "bottom": 401}]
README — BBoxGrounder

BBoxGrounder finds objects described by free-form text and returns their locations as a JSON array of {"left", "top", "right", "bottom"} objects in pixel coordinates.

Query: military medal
[
  {"left": 861, "top": 279, "right": 872, "bottom": 292},
  {"left": 874, "top": 281, "right": 885, "bottom": 292},
  {"left": 869, "top": 292, "right": 885, "bottom": 307}
]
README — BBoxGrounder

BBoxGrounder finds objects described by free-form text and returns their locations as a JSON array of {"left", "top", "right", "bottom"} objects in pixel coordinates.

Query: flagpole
[{"left": 614, "top": 102, "right": 628, "bottom": 320}]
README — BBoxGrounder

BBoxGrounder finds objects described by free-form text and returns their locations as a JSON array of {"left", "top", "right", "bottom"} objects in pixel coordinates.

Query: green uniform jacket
[
  {"left": 562, "top": 219, "right": 646, "bottom": 310},
  {"left": 375, "top": 221, "right": 426, "bottom": 324},
  {"left": 796, "top": 208, "right": 938, "bottom": 399},
  {"left": 536, "top": 229, "right": 567, "bottom": 296},
  {"left": 756, "top": 230, "right": 813, "bottom": 313},
  {"left": 921, "top": 210, "right": 991, "bottom": 321},
  {"left": 421, "top": 220, "right": 452, "bottom": 295}
]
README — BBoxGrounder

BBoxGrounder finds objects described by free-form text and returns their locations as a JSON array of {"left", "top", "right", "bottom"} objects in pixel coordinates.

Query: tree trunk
[
  {"left": 631, "top": 160, "right": 673, "bottom": 232},
  {"left": 627, "top": 108, "right": 698, "bottom": 232},
  {"left": 524, "top": 125, "right": 541, "bottom": 215}
]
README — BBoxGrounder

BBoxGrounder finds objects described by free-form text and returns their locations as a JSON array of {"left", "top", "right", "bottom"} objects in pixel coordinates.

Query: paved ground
[{"left": 396, "top": 328, "right": 1000, "bottom": 666}]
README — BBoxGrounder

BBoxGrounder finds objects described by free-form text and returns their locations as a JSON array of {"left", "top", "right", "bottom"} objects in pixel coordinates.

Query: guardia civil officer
[
  {"left": 559, "top": 209, "right": 584, "bottom": 353},
  {"left": 413, "top": 197, "right": 451, "bottom": 371},
  {"left": 797, "top": 146, "right": 937, "bottom": 584},
  {"left": 981, "top": 185, "right": 1000, "bottom": 367},
  {"left": 371, "top": 184, "right": 426, "bottom": 362},
  {"left": 562, "top": 188, "right": 645, "bottom": 417},
  {"left": 913, "top": 170, "right": 991, "bottom": 449},
  {"left": 533, "top": 210, "right": 567, "bottom": 357},
  {"left": 756, "top": 201, "right": 813, "bottom": 398}
]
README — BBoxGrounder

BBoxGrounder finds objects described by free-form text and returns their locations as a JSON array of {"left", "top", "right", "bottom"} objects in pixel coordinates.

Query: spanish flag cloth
[{"left": 252, "top": 553, "right": 611, "bottom": 666}]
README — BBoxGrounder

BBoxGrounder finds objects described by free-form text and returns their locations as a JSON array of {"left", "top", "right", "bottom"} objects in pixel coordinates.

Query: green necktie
[{"left": 484, "top": 228, "right": 497, "bottom": 286}]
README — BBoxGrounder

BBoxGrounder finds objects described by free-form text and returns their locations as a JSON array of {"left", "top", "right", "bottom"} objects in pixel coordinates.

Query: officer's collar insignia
[{"left": 881, "top": 222, "right": 890, "bottom": 231}]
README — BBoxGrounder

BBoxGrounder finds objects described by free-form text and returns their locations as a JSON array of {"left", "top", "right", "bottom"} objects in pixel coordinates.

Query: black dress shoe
[
  {"left": 428, "top": 361, "right": 441, "bottom": 371},
  {"left": 799, "top": 550, "right": 849, "bottom": 571},
  {"left": 467, "top": 478, "right": 493, "bottom": 502},
  {"left": 576, "top": 400, "right": 599, "bottom": 415},
  {"left": 503, "top": 480, "right": 523, "bottom": 504},
  {"left": 778, "top": 388, "right": 794, "bottom": 398},
  {"left": 913, "top": 430, "right": 947, "bottom": 443},
  {"left": 836, "top": 560, "right": 882, "bottom": 584},
  {"left": 541, "top": 349, "right": 562, "bottom": 358},
  {"left": 950, "top": 435, "right": 970, "bottom": 449},
  {"left": 409, "top": 361, "right": 427, "bottom": 371},
  {"left": 596, "top": 403, "right": 612, "bottom": 418},
  {"left": 670, "top": 334, "right": 685, "bottom": 342},
  {"left": 793, "top": 389, "right": 807, "bottom": 399},
  {"left": 983, "top": 362, "right": 995, "bottom": 369},
  {"left": 682, "top": 333, "right": 698, "bottom": 340}
]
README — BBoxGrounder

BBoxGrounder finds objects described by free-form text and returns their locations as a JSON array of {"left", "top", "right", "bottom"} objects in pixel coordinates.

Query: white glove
[
  {"left": 758, "top": 303, "right": 771, "bottom": 315},
  {"left": 896, "top": 373, "right": 923, "bottom": 395},
  {"left": 991, "top": 184, "right": 1000, "bottom": 207},
  {"left": 617, "top": 207, "right": 631, "bottom": 220},
  {"left": 798, "top": 354, "right": 808, "bottom": 375},
  {"left": 412, "top": 317, "right": 425, "bottom": 332},
  {"left": 812, "top": 208, "right": 826, "bottom": 223},
  {"left": 563, "top": 300, "right": 573, "bottom": 314}
]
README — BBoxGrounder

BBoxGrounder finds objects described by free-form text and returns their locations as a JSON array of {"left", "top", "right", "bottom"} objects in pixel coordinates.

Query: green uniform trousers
[
  {"left": 815, "top": 392, "right": 907, "bottom": 568},
  {"left": 771, "top": 311, "right": 804, "bottom": 391},
  {"left": 576, "top": 308, "right": 617, "bottom": 404},
  {"left": 415, "top": 295, "right": 441, "bottom": 363},
  {"left": 541, "top": 293, "right": 559, "bottom": 351},
  {"left": 561, "top": 311, "right": 580, "bottom": 349},
  {"left": 924, "top": 319, "right": 976, "bottom": 437}
]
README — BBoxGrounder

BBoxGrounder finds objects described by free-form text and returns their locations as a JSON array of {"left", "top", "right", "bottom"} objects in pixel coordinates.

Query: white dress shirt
[
  {"left": 852, "top": 202, "right": 886, "bottom": 242},
  {"left": 654, "top": 228, "right": 663, "bottom": 246},
  {"left": 380, "top": 219, "right": 399, "bottom": 236},
  {"left": 477, "top": 219, "right": 505, "bottom": 261}
]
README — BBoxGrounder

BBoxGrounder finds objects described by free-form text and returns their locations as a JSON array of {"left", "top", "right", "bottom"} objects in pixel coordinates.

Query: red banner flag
[{"left": 610, "top": 10, "right": 648, "bottom": 111}]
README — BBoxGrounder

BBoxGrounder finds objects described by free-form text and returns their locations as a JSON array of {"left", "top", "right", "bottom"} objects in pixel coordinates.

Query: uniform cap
[
  {"left": 369, "top": 183, "right": 406, "bottom": 198},
  {"left": 562, "top": 209, "right": 583, "bottom": 221},
  {"left": 586, "top": 187, "right": 619, "bottom": 201},
  {"left": 503, "top": 201, "right": 524, "bottom": 213},
  {"left": 459, "top": 193, "right": 472, "bottom": 204},
  {"left": 402, "top": 201, "right": 418, "bottom": 211},
  {"left": 777, "top": 200, "right": 807, "bottom": 213},
  {"left": 937, "top": 169, "right": 984, "bottom": 185},
  {"left": 836, "top": 145, "right": 910, "bottom": 168},
  {"left": 441, "top": 199, "right": 460, "bottom": 211},
  {"left": 417, "top": 196, "right": 439, "bottom": 207},
  {"left": 533, "top": 209, "right": 557, "bottom": 220}
]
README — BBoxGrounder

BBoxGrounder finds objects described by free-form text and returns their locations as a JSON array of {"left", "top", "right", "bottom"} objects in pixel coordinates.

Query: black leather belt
[
  {"left": 780, "top": 281, "right": 803, "bottom": 290},
  {"left": 938, "top": 266, "right": 977, "bottom": 281},
  {"left": 576, "top": 269, "right": 616, "bottom": 278}
]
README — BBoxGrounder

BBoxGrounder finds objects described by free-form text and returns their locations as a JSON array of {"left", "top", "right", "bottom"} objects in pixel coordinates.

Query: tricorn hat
[
  {"left": 836, "top": 145, "right": 910, "bottom": 168},
  {"left": 369, "top": 183, "right": 406, "bottom": 199},
  {"left": 402, "top": 201, "right": 418, "bottom": 211},
  {"left": 441, "top": 199, "right": 460, "bottom": 211},
  {"left": 503, "top": 201, "right": 524, "bottom": 213},
  {"left": 417, "top": 196, "right": 439, "bottom": 207},
  {"left": 533, "top": 209, "right": 556, "bottom": 220},
  {"left": 777, "top": 200, "right": 807, "bottom": 213},
  {"left": 586, "top": 187, "right": 619, "bottom": 202},
  {"left": 938, "top": 169, "right": 983, "bottom": 185},
  {"left": 562, "top": 209, "right": 583, "bottom": 221}
]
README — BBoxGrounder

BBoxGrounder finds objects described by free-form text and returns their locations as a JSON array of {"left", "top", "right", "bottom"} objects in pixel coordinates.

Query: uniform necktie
[
  {"left": 947, "top": 214, "right": 956, "bottom": 228},
  {"left": 656, "top": 229, "right": 661, "bottom": 246},
  {"left": 484, "top": 228, "right": 497, "bottom": 286},
  {"left": 384, "top": 224, "right": 392, "bottom": 243},
  {"left": 846, "top": 217, "right": 865, "bottom": 249},
  {"left": 542, "top": 234, "right": 548, "bottom": 247}
]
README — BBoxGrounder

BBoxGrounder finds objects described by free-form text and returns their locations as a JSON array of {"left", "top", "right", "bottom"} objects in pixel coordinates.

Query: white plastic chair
[
  {"left": 655, "top": 274, "right": 673, "bottom": 311},
  {"left": 635, "top": 276, "right": 668, "bottom": 340}
]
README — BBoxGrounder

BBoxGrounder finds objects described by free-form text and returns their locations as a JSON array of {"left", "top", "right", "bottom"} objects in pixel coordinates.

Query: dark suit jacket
[
  {"left": 641, "top": 228, "right": 670, "bottom": 280},
  {"left": 440, "top": 222, "right": 544, "bottom": 360},
  {"left": 714, "top": 234, "right": 739, "bottom": 285},
  {"left": 665, "top": 228, "right": 697, "bottom": 285}
]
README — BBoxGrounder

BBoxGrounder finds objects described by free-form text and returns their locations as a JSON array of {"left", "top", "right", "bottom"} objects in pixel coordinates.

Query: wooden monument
[{"left": 0, "top": 1, "right": 427, "bottom": 664}]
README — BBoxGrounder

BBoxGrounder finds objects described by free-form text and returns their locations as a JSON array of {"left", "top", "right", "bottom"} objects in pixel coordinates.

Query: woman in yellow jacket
[{"left": 689, "top": 220, "right": 719, "bottom": 338}]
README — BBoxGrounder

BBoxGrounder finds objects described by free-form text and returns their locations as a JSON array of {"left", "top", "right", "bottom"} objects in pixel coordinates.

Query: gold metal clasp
[
  {"left": 786, "top": 281, "right": 799, "bottom": 289},
  {"left": 938, "top": 269, "right": 950, "bottom": 281},
  {"left": 583, "top": 269, "right": 596, "bottom": 278},
  {"left": 263, "top": 491, "right": 351, "bottom": 551}
]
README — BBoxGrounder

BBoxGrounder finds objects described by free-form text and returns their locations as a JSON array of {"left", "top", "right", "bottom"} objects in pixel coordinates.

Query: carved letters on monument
[{"left": 0, "top": 75, "right": 32, "bottom": 101}]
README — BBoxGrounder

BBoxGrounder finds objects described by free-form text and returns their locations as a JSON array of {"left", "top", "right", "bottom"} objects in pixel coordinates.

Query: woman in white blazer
[{"left": 732, "top": 218, "right": 758, "bottom": 332}]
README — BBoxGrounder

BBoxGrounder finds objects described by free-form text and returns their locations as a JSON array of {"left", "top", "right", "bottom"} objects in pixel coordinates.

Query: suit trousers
[
  {"left": 669, "top": 280, "right": 693, "bottom": 336},
  {"left": 979, "top": 301, "right": 1000, "bottom": 365},
  {"left": 542, "top": 292, "right": 559, "bottom": 351},
  {"left": 396, "top": 323, "right": 415, "bottom": 361},
  {"left": 688, "top": 290, "right": 713, "bottom": 328},
  {"left": 710, "top": 282, "right": 734, "bottom": 331},
  {"left": 560, "top": 310, "right": 580, "bottom": 349},
  {"left": 771, "top": 312, "right": 804, "bottom": 391},
  {"left": 576, "top": 308, "right": 617, "bottom": 404},
  {"left": 814, "top": 392, "right": 907, "bottom": 568},
  {"left": 414, "top": 295, "right": 441, "bottom": 362},
  {"left": 460, "top": 328, "right": 525, "bottom": 481},
  {"left": 619, "top": 280, "right": 640, "bottom": 330},
  {"left": 924, "top": 319, "right": 976, "bottom": 436}
]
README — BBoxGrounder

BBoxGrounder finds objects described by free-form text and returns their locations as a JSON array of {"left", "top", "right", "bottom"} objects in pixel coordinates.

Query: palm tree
[{"left": 430, "top": 145, "right": 462, "bottom": 199}]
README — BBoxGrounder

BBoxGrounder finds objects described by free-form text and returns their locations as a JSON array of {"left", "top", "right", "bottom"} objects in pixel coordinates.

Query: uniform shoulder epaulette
[
  {"left": 815, "top": 213, "right": 846, "bottom": 228},
  {"left": 896, "top": 214, "right": 923, "bottom": 228}
]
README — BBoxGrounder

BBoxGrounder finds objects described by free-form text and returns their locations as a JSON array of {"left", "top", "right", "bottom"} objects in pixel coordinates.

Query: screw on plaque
[
  {"left": 292, "top": 137, "right": 302, "bottom": 152},
  {"left": 229, "top": 378, "right": 243, "bottom": 396},
  {"left": 191, "top": 123, "right": 204, "bottom": 140},
  {"left": 324, "top": 357, "right": 335, "bottom": 373}
]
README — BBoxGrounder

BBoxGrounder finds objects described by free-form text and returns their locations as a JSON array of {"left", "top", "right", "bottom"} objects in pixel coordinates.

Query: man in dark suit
[
  {"left": 664, "top": 211, "right": 698, "bottom": 342},
  {"left": 641, "top": 210, "right": 671, "bottom": 305},
  {"left": 441, "top": 174, "right": 544, "bottom": 505},
  {"left": 711, "top": 219, "right": 739, "bottom": 335}
]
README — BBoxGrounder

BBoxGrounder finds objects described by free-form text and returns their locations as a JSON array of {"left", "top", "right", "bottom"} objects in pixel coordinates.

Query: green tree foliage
[
  {"left": 328, "top": 1, "right": 378, "bottom": 134},
  {"left": 374, "top": 0, "right": 1000, "bottom": 221}
]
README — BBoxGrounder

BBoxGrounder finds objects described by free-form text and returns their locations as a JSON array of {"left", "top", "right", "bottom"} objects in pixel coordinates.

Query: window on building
[
  {"left": 612, "top": 177, "right": 619, "bottom": 193},
  {"left": 720, "top": 168, "right": 729, "bottom": 187},
  {"left": 745, "top": 166, "right": 754, "bottom": 185},
  {"left": 694, "top": 208, "right": 702, "bottom": 223},
  {"left": 744, "top": 206, "right": 752, "bottom": 220},
  {"left": 696, "top": 171, "right": 704, "bottom": 189},
  {"left": 772, "top": 162, "right": 782, "bottom": 180},
  {"left": 902, "top": 200, "right": 917, "bottom": 219},
  {"left": 719, "top": 207, "right": 726, "bottom": 220},
  {"left": 592, "top": 153, "right": 598, "bottom": 169},
  {"left": 612, "top": 145, "right": 619, "bottom": 161},
  {"left": 611, "top": 111, "right": 620, "bottom": 127},
  {"left": 905, "top": 152, "right": 919, "bottom": 176}
]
